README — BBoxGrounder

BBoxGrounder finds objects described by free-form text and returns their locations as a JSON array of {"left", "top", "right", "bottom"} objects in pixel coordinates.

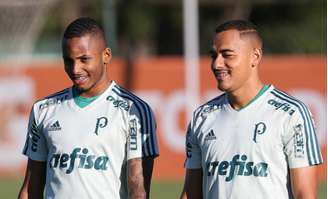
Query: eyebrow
[
  {"left": 219, "top": 49, "right": 235, "bottom": 53},
  {"left": 76, "top": 55, "right": 91, "bottom": 59},
  {"left": 209, "top": 48, "right": 235, "bottom": 55}
]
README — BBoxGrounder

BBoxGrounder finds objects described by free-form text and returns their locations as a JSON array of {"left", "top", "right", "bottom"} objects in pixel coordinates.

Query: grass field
[{"left": 2, "top": 177, "right": 326, "bottom": 198}]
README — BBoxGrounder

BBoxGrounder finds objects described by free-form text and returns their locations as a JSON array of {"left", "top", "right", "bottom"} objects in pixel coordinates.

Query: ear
[
  {"left": 251, "top": 47, "right": 262, "bottom": 67},
  {"left": 103, "top": 47, "right": 112, "bottom": 64}
]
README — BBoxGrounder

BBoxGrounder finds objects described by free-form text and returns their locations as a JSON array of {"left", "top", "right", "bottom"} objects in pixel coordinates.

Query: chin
[
  {"left": 74, "top": 84, "right": 89, "bottom": 92},
  {"left": 217, "top": 83, "right": 231, "bottom": 92}
]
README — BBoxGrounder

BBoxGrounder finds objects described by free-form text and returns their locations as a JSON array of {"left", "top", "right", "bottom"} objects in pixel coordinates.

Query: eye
[
  {"left": 209, "top": 49, "right": 218, "bottom": 59},
  {"left": 80, "top": 57, "right": 90, "bottom": 63},
  {"left": 222, "top": 53, "right": 234, "bottom": 58}
]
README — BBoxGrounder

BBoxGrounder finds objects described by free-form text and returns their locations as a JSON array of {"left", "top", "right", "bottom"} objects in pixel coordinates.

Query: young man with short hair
[
  {"left": 181, "top": 20, "right": 322, "bottom": 199},
  {"left": 18, "top": 17, "right": 159, "bottom": 199}
]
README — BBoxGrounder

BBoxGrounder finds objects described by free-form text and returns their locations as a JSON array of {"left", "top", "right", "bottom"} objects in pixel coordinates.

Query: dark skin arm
[
  {"left": 127, "top": 157, "right": 155, "bottom": 199},
  {"left": 18, "top": 159, "right": 46, "bottom": 199},
  {"left": 290, "top": 166, "right": 318, "bottom": 199},
  {"left": 180, "top": 168, "right": 203, "bottom": 199}
]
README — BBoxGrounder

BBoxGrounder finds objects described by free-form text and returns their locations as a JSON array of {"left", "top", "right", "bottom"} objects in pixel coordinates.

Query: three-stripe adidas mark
[
  {"left": 49, "top": 121, "right": 61, "bottom": 131},
  {"left": 205, "top": 129, "right": 216, "bottom": 141}
]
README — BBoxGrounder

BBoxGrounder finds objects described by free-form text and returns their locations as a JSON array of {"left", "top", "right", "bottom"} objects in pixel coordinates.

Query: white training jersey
[
  {"left": 185, "top": 85, "right": 322, "bottom": 199},
  {"left": 23, "top": 81, "right": 159, "bottom": 199}
]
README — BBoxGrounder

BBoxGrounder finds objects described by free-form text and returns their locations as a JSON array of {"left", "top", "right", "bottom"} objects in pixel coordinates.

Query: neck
[
  {"left": 78, "top": 79, "right": 111, "bottom": 98},
  {"left": 227, "top": 79, "right": 264, "bottom": 110}
]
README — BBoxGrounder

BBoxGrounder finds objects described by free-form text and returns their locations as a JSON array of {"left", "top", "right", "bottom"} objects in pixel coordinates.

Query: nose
[
  {"left": 65, "top": 60, "right": 82, "bottom": 75},
  {"left": 212, "top": 54, "right": 224, "bottom": 70},
  {"left": 72, "top": 62, "right": 82, "bottom": 74}
]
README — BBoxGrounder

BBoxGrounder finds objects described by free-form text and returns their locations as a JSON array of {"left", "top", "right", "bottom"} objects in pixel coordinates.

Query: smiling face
[
  {"left": 62, "top": 33, "right": 111, "bottom": 97},
  {"left": 211, "top": 29, "right": 262, "bottom": 93}
]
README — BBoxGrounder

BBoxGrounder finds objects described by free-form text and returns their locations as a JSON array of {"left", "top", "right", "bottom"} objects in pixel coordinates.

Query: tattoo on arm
[
  {"left": 127, "top": 157, "right": 155, "bottom": 199},
  {"left": 128, "top": 158, "right": 146, "bottom": 199}
]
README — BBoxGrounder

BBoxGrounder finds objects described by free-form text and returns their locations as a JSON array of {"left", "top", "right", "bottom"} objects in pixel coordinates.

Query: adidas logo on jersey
[
  {"left": 48, "top": 121, "right": 61, "bottom": 131},
  {"left": 205, "top": 130, "right": 216, "bottom": 141}
]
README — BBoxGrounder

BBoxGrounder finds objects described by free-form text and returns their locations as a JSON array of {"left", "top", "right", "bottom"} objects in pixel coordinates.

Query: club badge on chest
[{"left": 94, "top": 117, "right": 108, "bottom": 135}]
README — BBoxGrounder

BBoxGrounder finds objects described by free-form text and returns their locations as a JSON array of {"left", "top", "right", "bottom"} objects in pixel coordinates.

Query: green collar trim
[
  {"left": 72, "top": 87, "right": 99, "bottom": 108},
  {"left": 236, "top": 84, "right": 270, "bottom": 111}
]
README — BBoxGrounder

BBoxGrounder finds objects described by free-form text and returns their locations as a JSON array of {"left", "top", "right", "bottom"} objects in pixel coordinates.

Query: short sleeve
[
  {"left": 283, "top": 105, "right": 323, "bottom": 168},
  {"left": 184, "top": 122, "right": 202, "bottom": 169},
  {"left": 126, "top": 102, "right": 159, "bottom": 160},
  {"left": 22, "top": 105, "right": 48, "bottom": 161}
]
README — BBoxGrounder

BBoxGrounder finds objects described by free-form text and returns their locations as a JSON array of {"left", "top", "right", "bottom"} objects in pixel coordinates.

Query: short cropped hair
[
  {"left": 215, "top": 20, "right": 262, "bottom": 47},
  {"left": 62, "top": 17, "right": 106, "bottom": 42}
]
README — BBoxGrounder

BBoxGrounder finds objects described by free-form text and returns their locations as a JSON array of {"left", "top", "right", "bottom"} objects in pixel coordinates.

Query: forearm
[
  {"left": 292, "top": 182, "right": 317, "bottom": 199},
  {"left": 17, "top": 187, "right": 28, "bottom": 199},
  {"left": 290, "top": 166, "right": 318, "bottom": 199},
  {"left": 18, "top": 159, "right": 46, "bottom": 199},
  {"left": 179, "top": 186, "right": 187, "bottom": 199},
  {"left": 128, "top": 158, "right": 146, "bottom": 199},
  {"left": 293, "top": 193, "right": 317, "bottom": 199},
  {"left": 17, "top": 183, "right": 43, "bottom": 199},
  {"left": 18, "top": 189, "right": 43, "bottom": 199},
  {"left": 128, "top": 175, "right": 146, "bottom": 199},
  {"left": 181, "top": 169, "right": 203, "bottom": 199}
]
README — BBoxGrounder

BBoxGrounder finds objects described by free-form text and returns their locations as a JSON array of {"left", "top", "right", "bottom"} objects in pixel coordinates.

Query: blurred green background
[{"left": 0, "top": 0, "right": 325, "bottom": 58}]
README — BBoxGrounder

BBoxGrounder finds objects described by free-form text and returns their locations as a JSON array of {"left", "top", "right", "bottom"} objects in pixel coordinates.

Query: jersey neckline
[
  {"left": 225, "top": 84, "right": 272, "bottom": 113},
  {"left": 72, "top": 87, "right": 100, "bottom": 108},
  {"left": 69, "top": 81, "right": 116, "bottom": 111}
]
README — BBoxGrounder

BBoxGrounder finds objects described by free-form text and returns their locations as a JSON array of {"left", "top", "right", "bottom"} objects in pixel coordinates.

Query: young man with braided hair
[{"left": 18, "top": 17, "right": 159, "bottom": 199}]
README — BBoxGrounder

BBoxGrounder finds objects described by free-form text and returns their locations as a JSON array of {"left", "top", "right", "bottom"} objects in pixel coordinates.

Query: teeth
[
  {"left": 74, "top": 76, "right": 86, "bottom": 80},
  {"left": 216, "top": 70, "right": 229, "bottom": 80},
  {"left": 73, "top": 75, "right": 87, "bottom": 84}
]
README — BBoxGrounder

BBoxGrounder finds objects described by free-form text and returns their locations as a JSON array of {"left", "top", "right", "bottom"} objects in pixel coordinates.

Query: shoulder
[
  {"left": 111, "top": 83, "right": 153, "bottom": 112},
  {"left": 33, "top": 88, "right": 71, "bottom": 113},
  {"left": 267, "top": 87, "right": 311, "bottom": 118},
  {"left": 111, "top": 84, "right": 156, "bottom": 130},
  {"left": 193, "top": 93, "right": 226, "bottom": 119}
]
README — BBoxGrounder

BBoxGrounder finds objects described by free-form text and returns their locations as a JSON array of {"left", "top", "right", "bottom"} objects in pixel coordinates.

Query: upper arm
[
  {"left": 283, "top": 104, "right": 322, "bottom": 168},
  {"left": 181, "top": 121, "right": 203, "bottom": 199},
  {"left": 185, "top": 123, "right": 202, "bottom": 169},
  {"left": 19, "top": 105, "right": 47, "bottom": 199},
  {"left": 290, "top": 166, "right": 318, "bottom": 199},
  {"left": 127, "top": 102, "right": 159, "bottom": 159},
  {"left": 180, "top": 168, "right": 203, "bottom": 199},
  {"left": 283, "top": 103, "right": 322, "bottom": 198},
  {"left": 18, "top": 159, "right": 46, "bottom": 199},
  {"left": 22, "top": 106, "right": 48, "bottom": 161},
  {"left": 127, "top": 157, "right": 155, "bottom": 199},
  {"left": 126, "top": 101, "right": 158, "bottom": 199}
]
